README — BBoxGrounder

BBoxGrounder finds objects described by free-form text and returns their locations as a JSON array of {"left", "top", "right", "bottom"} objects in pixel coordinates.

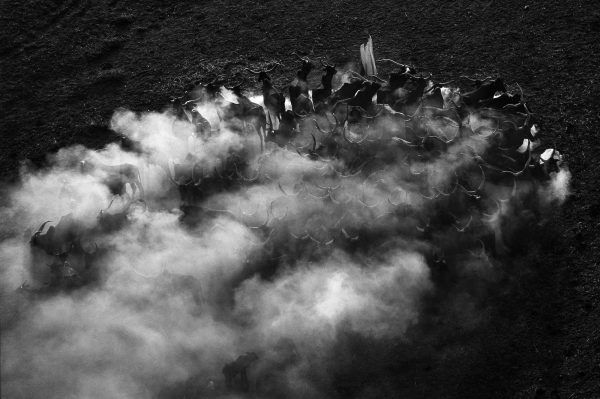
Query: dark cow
[
  {"left": 346, "top": 80, "right": 381, "bottom": 111},
  {"left": 377, "top": 70, "right": 412, "bottom": 105},
  {"left": 462, "top": 78, "right": 506, "bottom": 107},
  {"left": 170, "top": 96, "right": 190, "bottom": 121},
  {"left": 312, "top": 62, "right": 338, "bottom": 112},
  {"left": 251, "top": 68, "right": 286, "bottom": 129},
  {"left": 260, "top": 72, "right": 286, "bottom": 126},
  {"left": 330, "top": 79, "right": 381, "bottom": 130},
  {"left": 289, "top": 57, "right": 314, "bottom": 115},
  {"left": 97, "top": 202, "right": 131, "bottom": 233},
  {"left": 480, "top": 92, "right": 521, "bottom": 109},
  {"left": 329, "top": 78, "right": 362, "bottom": 106},
  {"left": 221, "top": 85, "right": 268, "bottom": 151},
  {"left": 28, "top": 214, "right": 99, "bottom": 290},
  {"left": 30, "top": 214, "right": 84, "bottom": 256},
  {"left": 165, "top": 154, "right": 201, "bottom": 205},
  {"left": 398, "top": 74, "right": 433, "bottom": 109},
  {"left": 422, "top": 86, "right": 444, "bottom": 108},
  {"left": 246, "top": 64, "right": 285, "bottom": 129}
]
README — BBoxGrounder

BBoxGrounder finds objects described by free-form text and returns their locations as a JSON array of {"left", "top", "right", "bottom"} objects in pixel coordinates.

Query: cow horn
[
  {"left": 320, "top": 58, "right": 334, "bottom": 68},
  {"left": 377, "top": 58, "right": 407, "bottom": 68},
  {"left": 264, "top": 62, "right": 281, "bottom": 73},
  {"left": 106, "top": 198, "right": 115, "bottom": 210},
  {"left": 36, "top": 220, "right": 52, "bottom": 233},
  {"left": 292, "top": 51, "right": 307, "bottom": 61},
  {"left": 245, "top": 67, "right": 262, "bottom": 74}
]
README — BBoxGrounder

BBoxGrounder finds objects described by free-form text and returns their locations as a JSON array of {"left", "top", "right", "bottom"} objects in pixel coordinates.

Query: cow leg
[
  {"left": 240, "top": 369, "right": 249, "bottom": 392},
  {"left": 223, "top": 366, "right": 234, "bottom": 390}
]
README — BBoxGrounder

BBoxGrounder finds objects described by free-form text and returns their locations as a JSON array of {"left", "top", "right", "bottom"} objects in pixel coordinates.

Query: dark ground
[{"left": 1, "top": 0, "right": 600, "bottom": 397}]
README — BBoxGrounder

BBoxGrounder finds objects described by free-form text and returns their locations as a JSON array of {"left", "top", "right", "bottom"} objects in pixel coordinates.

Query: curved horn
[
  {"left": 369, "top": 74, "right": 388, "bottom": 82},
  {"left": 292, "top": 51, "right": 309, "bottom": 62},
  {"left": 36, "top": 220, "right": 52, "bottom": 233},
  {"left": 312, "top": 119, "right": 334, "bottom": 136},
  {"left": 132, "top": 267, "right": 161, "bottom": 279},
  {"left": 341, "top": 227, "right": 359, "bottom": 241},
  {"left": 342, "top": 122, "right": 369, "bottom": 145},
  {"left": 174, "top": 176, "right": 194, "bottom": 186},
  {"left": 245, "top": 67, "right": 262, "bottom": 74},
  {"left": 264, "top": 62, "right": 282, "bottom": 73},
  {"left": 235, "top": 163, "right": 262, "bottom": 182},
  {"left": 376, "top": 58, "right": 409, "bottom": 69},
  {"left": 338, "top": 159, "right": 369, "bottom": 178},
  {"left": 249, "top": 228, "right": 276, "bottom": 246},
  {"left": 482, "top": 200, "right": 502, "bottom": 221},
  {"left": 348, "top": 70, "right": 369, "bottom": 81},
  {"left": 315, "top": 182, "right": 341, "bottom": 191},
  {"left": 278, "top": 181, "right": 305, "bottom": 197},
  {"left": 516, "top": 82, "right": 525, "bottom": 100},
  {"left": 459, "top": 75, "right": 493, "bottom": 81},
  {"left": 135, "top": 199, "right": 148, "bottom": 211},
  {"left": 247, "top": 211, "right": 271, "bottom": 230},
  {"left": 432, "top": 79, "right": 455, "bottom": 87}
]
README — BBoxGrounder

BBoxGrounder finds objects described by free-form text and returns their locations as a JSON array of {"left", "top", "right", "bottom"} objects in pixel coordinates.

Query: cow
[
  {"left": 97, "top": 202, "right": 131, "bottom": 233},
  {"left": 461, "top": 77, "right": 506, "bottom": 107},
  {"left": 329, "top": 77, "right": 363, "bottom": 107},
  {"left": 346, "top": 80, "right": 381, "bottom": 111},
  {"left": 80, "top": 160, "right": 144, "bottom": 200},
  {"left": 245, "top": 64, "right": 286, "bottom": 130},
  {"left": 259, "top": 71, "right": 286, "bottom": 128},
  {"left": 30, "top": 214, "right": 84, "bottom": 256},
  {"left": 377, "top": 70, "right": 412, "bottom": 105},
  {"left": 422, "top": 86, "right": 444, "bottom": 108},
  {"left": 397, "top": 74, "right": 433, "bottom": 110},
  {"left": 220, "top": 85, "right": 268, "bottom": 152},
  {"left": 164, "top": 154, "right": 201, "bottom": 205},
  {"left": 28, "top": 214, "right": 99, "bottom": 289},
  {"left": 312, "top": 61, "right": 338, "bottom": 112},
  {"left": 480, "top": 92, "right": 521, "bottom": 109},
  {"left": 289, "top": 56, "right": 314, "bottom": 115}
]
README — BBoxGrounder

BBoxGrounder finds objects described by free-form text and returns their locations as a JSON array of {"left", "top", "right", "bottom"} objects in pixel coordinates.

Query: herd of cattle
[
  {"left": 23, "top": 38, "right": 562, "bottom": 300},
  {"left": 16, "top": 37, "right": 567, "bottom": 395}
]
